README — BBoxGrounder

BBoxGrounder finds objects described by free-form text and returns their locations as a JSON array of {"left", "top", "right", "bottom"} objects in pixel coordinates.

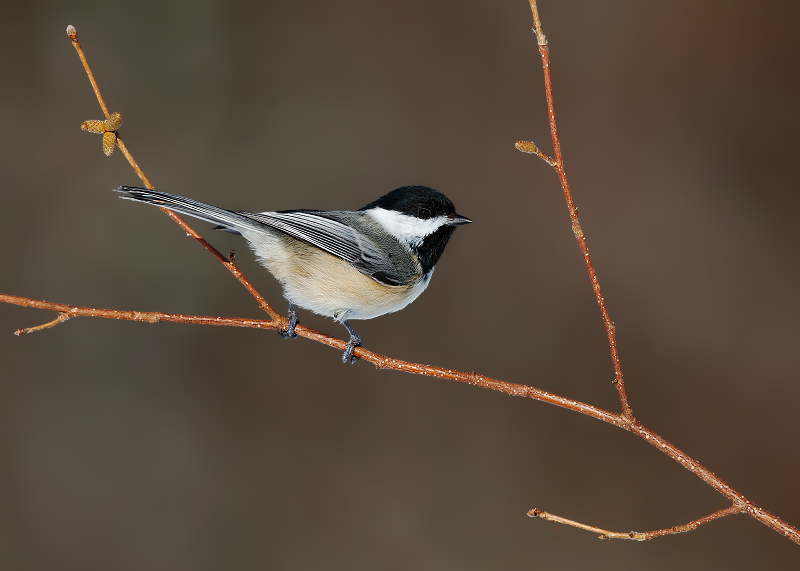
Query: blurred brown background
[{"left": 1, "top": 0, "right": 799, "bottom": 569}]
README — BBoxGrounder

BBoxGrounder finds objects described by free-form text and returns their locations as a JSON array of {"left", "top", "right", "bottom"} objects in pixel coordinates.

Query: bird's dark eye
[{"left": 417, "top": 208, "right": 431, "bottom": 219}]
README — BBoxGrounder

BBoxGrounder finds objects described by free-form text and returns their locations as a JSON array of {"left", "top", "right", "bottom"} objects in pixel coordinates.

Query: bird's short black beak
[{"left": 449, "top": 214, "right": 472, "bottom": 226}]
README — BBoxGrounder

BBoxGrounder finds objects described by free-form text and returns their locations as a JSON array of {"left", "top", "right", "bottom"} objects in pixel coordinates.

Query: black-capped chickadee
[{"left": 115, "top": 185, "right": 471, "bottom": 363}]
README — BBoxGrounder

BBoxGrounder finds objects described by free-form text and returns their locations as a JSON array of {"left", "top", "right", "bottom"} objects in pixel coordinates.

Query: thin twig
[
  {"left": 524, "top": 2, "right": 633, "bottom": 419},
  {"left": 529, "top": 0, "right": 546, "bottom": 45},
  {"left": 115, "top": 139, "right": 154, "bottom": 190},
  {"left": 4, "top": 293, "right": 278, "bottom": 332},
  {"left": 528, "top": 506, "right": 743, "bottom": 540},
  {"left": 157, "top": 212, "right": 281, "bottom": 321},
  {"left": 14, "top": 312, "right": 70, "bottom": 336},
  {"left": 65, "top": 25, "right": 282, "bottom": 323},
  {"left": 67, "top": 25, "right": 109, "bottom": 118}
]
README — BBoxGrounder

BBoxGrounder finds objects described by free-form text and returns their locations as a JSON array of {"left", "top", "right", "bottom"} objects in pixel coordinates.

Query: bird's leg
[
  {"left": 278, "top": 303, "right": 299, "bottom": 339},
  {"left": 341, "top": 320, "right": 362, "bottom": 364}
]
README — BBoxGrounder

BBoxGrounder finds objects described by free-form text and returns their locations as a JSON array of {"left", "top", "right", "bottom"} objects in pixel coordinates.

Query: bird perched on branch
[{"left": 116, "top": 185, "right": 471, "bottom": 363}]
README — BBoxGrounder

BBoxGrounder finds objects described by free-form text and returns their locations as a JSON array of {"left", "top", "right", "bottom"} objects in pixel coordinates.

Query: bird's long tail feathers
[{"left": 115, "top": 186, "right": 257, "bottom": 234}]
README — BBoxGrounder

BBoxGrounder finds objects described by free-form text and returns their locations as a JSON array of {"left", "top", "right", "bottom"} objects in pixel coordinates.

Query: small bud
[
  {"left": 66, "top": 25, "right": 77, "bottom": 40},
  {"left": 102, "top": 131, "right": 117, "bottom": 156},
  {"left": 81, "top": 119, "right": 106, "bottom": 134},
  {"left": 105, "top": 111, "right": 123, "bottom": 131},
  {"left": 80, "top": 112, "right": 122, "bottom": 156},
  {"left": 515, "top": 141, "right": 539, "bottom": 154},
  {"left": 515, "top": 140, "right": 556, "bottom": 166}
]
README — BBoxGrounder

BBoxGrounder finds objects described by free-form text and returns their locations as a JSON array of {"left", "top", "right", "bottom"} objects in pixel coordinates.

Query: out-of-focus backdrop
[{"left": 1, "top": 1, "right": 798, "bottom": 569}]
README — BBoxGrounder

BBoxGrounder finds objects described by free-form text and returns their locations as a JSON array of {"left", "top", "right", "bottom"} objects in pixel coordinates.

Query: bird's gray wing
[{"left": 241, "top": 210, "right": 416, "bottom": 286}]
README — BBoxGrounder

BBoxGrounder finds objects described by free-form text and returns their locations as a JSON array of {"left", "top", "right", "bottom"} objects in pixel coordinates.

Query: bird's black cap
[{"left": 359, "top": 185, "right": 463, "bottom": 221}]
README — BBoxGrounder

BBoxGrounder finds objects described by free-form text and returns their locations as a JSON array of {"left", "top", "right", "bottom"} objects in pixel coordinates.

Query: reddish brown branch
[
  {"left": 529, "top": 506, "right": 742, "bottom": 541},
  {"left": 66, "top": 25, "right": 282, "bottom": 323},
  {"left": 3, "top": 294, "right": 279, "bottom": 333},
  {"left": 523, "top": 2, "right": 632, "bottom": 419},
  {"left": 116, "top": 139, "right": 155, "bottom": 189},
  {"left": 0, "top": 293, "right": 626, "bottom": 425},
  {"left": 517, "top": 2, "right": 800, "bottom": 543},
  {"left": 3, "top": 292, "right": 800, "bottom": 543},
  {"left": 156, "top": 218, "right": 281, "bottom": 322}
]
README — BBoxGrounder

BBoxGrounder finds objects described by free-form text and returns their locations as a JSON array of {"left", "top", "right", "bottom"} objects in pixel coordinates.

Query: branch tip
[
  {"left": 66, "top": 25, "right": 77, "bottom": 40},
  {"left": 14, "top": 312, "right": 71, "bottom": 336}
]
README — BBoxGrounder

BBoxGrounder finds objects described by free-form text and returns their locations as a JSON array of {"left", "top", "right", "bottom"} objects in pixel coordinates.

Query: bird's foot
[
  {"left": 341, "top": 320, "right": 362, "bottom": 364},
  {"left": 278, "top": 304, "right": 299, "bottom": 339}
]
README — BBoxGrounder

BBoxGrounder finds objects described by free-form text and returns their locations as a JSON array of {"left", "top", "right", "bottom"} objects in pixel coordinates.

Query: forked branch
[
  {"left": 517, "top": 0, "right": 632, "bottom": 419},
  {"left": 67, "top": 25, "right": 281, "bottom": 323}
]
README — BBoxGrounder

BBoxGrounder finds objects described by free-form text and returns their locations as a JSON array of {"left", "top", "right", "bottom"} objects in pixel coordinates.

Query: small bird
[{"left": 116, "top": 185, "right": 471, "bottom": 363}]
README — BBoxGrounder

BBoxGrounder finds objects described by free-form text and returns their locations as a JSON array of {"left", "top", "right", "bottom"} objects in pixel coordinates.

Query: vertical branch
[{"left": 525, "top": 2, "right": 633, "bottom": 419}]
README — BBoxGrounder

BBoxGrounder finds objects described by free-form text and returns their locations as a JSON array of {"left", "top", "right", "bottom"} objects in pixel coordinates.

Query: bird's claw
[
  {"left": 342, "top": 336, "right": 362, "bottom": 364},
  {"left": 278, "top": 304, "right": 299, "bottom": 339},
  {"left": 341, "top": 320, "right": 362, "bottom": 364}
]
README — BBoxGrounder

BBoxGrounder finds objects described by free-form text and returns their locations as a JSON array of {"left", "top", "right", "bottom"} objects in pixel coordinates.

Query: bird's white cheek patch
[{"left": 366, "top": 208, "right": 449, "bottom": 248}]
